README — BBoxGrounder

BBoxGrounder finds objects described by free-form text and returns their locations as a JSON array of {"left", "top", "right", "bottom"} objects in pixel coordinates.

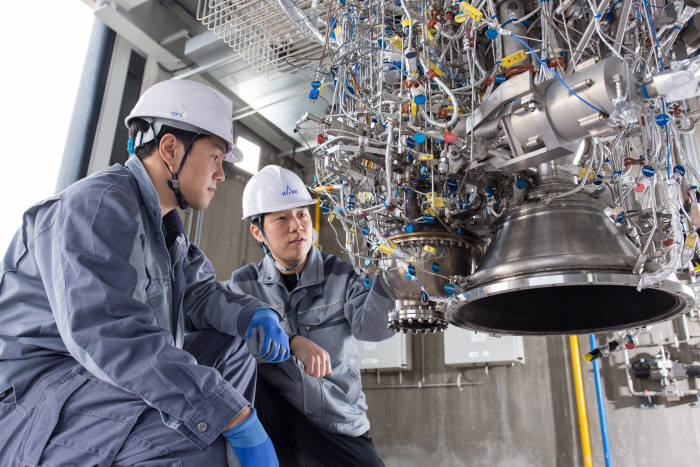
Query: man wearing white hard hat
[
  {"left": 226, "top": 165, "right": 395, "bottom": 466},
  {"left": 0, "top": 79, "right": 286, "bottom": 466}
]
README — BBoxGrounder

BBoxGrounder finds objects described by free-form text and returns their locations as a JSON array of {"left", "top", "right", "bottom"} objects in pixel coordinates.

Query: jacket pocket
[
  {"left": 35, "top": 373, "right": 147, "bottom": 466},
  {"left": 0, "top": 386, "right": 33, "bottom": 464}
]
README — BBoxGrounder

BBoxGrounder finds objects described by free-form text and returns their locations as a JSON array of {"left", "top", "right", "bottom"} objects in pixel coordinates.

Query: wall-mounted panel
[
  {"left": 358, "top": 334, "right": 412, "bottom": 371},
  {"left": 443, "top": 326, "right": 525, "bottom": 367}
]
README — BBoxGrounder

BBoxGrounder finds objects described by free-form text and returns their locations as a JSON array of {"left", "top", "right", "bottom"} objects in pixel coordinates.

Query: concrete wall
[{"left": 362, "top": 320, "right": 700, "bottom": 467}]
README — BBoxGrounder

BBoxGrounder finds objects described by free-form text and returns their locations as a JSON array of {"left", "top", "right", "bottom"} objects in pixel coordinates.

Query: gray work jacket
[
  {"left": 0, "top": 156, "right": 268, "bottom": 448},
  {"left": 227, "top": 247, "right": 395, "bottom": 436}
]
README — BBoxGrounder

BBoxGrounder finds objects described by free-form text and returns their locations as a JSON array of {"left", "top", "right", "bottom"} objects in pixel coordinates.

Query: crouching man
[
  {"left": 0, "top": 80, "right": 287, "bottom": 466},
  {"left": 227, "top": 165, "right": 395, "bottom": 466}
]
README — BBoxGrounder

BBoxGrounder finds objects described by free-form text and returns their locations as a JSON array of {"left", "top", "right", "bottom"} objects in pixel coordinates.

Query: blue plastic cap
[
  {"left": 655, "top": 113, "right": 670, "bottom": 126},
  {"left": 406, "top": 51, "right": 417, "bottom": 59},
  {"left": 495, "top": 74, "right": 506, "bottom": 84},
  {"left": 641, "top": 165, "right": 656, "bottom": 177},
  {"left": 309, "top": 88, "right": 320, "bottom": 100},
  {"left": 423, "top": 214, "right": 435, "bottom": 223},
  {"left": 413, "top": 132, "right": 426, "bottom": 143},
  {"left": 673, "top": 165, "right": 686, "bottom": 176},
  {"left": 364, "top": 277, "right": 372, "bottom": 287},
  {"left": 405, "top": 223, "right": 414, "bottom": 233},
  {"left": 413, "top": 94, "right": 426, "bottom": 105},
  {"left": 486, "top": 28, "right": 498, "bottom": 39},
  {"left": 516, "top": 179, "right": 527, "bottom": 189},
  {"left": 407, "top": 265, "right": 416, "bottom": 276},
  {"left": 431, "top": 262, "right": 440, "bottom": 273},
  {"left": 444, "top": 283, "right": 456, "bottom": 295}
]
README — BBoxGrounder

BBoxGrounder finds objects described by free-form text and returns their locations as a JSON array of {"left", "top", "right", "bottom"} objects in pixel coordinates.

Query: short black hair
[{"left": 128, "top": 118, "right": 198, "bottom": 160}]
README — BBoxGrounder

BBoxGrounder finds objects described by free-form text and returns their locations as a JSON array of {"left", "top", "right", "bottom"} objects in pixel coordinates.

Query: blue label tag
[
  {"left": 431, "top": 261, "right": 440, "bottom": 273},
  {"left": 655, "top": 114, "right": 670, "bottom": 126},
  {"left": 444, "top": 283, "right": 456, "bottom": 295},
  {"left": 641, "top": 165, "right": 655, "bottom": 177}
]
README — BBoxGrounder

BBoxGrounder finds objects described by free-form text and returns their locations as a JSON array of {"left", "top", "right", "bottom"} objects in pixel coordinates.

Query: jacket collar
[
  {"left": 259, "top": 247, "right": 324, "bottom": 288},
  {"left": 125, "top": 156, "right": 162, "bottom": 225}
]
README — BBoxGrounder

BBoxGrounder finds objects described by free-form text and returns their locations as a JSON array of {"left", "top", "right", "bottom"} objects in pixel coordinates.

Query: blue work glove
[
  {"left": 246, "top": 308, "right": 290, "bottom": 363},
  {"left": 222, "top": 408, "right": 278, "bottom": 467}
]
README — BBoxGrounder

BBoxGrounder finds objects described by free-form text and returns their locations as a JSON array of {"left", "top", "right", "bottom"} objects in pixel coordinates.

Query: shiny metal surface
[
  {"left": 380, "top": 232, "right": 472, "bottom": 333},
  {"left": 448, "top": 195, "right": 694, "bottom": 334},
  {"left": 388, "top": 300, "right": 449, "bottom": 334}
]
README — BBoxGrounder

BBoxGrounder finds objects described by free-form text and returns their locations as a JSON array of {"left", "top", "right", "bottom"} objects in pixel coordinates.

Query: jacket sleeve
[
  {"left": 343, "top": 268, "right": 396, "bottom": 342},
  {"left": 35, "top": 184, "right": 247, "bottom": 448},
  {"left": 182, "top": 244, "right": 268, "bottom": 337}
]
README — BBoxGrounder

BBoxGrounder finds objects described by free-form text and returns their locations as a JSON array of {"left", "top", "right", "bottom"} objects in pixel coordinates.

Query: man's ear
[
  {"left": 250, "top": 223, "right": 265, "bottom": 243},
  {"left": 158, "top": 133, "right": 182, "bottom": 172}
]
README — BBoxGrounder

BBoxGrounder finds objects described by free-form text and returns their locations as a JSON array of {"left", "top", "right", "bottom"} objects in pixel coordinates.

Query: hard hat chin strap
[{"left": 148, "top": 121, "right": 199, "bottom": 211}]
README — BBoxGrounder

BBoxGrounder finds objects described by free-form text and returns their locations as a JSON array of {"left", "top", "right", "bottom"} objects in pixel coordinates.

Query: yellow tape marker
[
  {"left": 333, "top": 25, "right": 343, "bottom": 38},
  {"left": 378, "top": 244, "right": 394, "bottom": 255},
  {"left": 501, "top": 49, "right": 526, "bottom": 68},
  {"left": 423, "top": 245, "right": 436, "bottom": 254},
  {"left": 459, "top": 2, "right": 483, "bottom": 22},
  {"left": 578, "top": 167, "right": 595, "bottom": 181},
  {"left": 428, "top": 61, "right": 444, "bottom": 76},
  {"left": 410, "top": 101, "right": 417, "bottom": 116},
  {"left": 428, "top": 193, "right": 445, "bottom": 208},
  {"left": 685, "top": 233, "right": 697, "bottom": 248},
  {"left": 419, "top": 153, "right": 434, "bottom": 161},
  {"left": 455, "top": 12, "right": 468, "bottom": 23},
  {"left": 390, "top": 35, "right": 403, "bottom": 49},
  {"left": 400, "top": 19, "right": 414, "bottom": 27}
]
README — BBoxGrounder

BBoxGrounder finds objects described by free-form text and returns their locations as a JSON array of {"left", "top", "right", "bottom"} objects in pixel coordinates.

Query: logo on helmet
[{"left": 282, "top": 185, "right": 298, "bottom": 196}]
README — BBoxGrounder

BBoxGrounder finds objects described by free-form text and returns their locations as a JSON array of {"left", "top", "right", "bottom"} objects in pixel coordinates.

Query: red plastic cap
[
  {"left": 317, "top": 134, "right": 326, "bottom": 145},
  {"left": 662, "top": 238, "right": 674, "bottom": 247},
  {"left": 443, "top": 132, "right": 457, "bottom": 143}
]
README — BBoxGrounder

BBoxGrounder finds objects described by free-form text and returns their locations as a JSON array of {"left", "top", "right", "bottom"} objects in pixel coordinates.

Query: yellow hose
[
  {"left": 314, "top": 197, "right": 321, "bottom": 248},
  {"left": 569, "top": 335, "right": 593, "bottom": 467}
]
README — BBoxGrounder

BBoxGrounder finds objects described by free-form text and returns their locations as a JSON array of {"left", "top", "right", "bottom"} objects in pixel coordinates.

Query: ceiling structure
[{"left": 82, "top": 0, "right": 331, "bottom": 157}]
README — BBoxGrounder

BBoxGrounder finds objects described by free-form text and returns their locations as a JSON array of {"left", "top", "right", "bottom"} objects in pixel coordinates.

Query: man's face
[
  {"left": 177, "top": 135, "right": 227, "bottom": 210},
  {"left": 253, "top": 207, "right": 313, "bottom": 267}
]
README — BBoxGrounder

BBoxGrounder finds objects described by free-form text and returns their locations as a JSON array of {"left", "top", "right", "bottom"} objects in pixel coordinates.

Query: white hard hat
[
  {"left": 242, "top": 165, "right": 316, "bottom": 220},
  {"left": 125, "top": 79, "right": 243, "bottom": 163}
]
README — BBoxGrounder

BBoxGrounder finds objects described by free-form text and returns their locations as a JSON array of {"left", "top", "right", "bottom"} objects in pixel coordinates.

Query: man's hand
[
  {"left": 246, "top": 308, "right": 290, "bottom": 363},
  {"left": 290, "top": 335, "right": 333, "bottom": 378}
]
